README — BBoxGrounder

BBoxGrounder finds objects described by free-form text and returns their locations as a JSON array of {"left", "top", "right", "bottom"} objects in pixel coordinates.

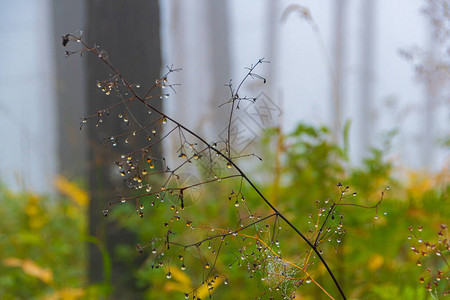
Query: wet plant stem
[{"left": 74, "top": 35, "right": 347, "bottom": 300}]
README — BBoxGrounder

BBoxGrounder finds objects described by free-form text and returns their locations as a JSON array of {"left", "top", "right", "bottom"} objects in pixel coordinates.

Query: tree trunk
[
  {"left": 331, "top": 0, "right": 347, "bottom": 144},
  {"left": 358, "top": 0, "right": 376, "bottom": 161},
  {"left": 52, "top": 0, "right": 86, "bottom": 179},
  {"left": 85, "top": 1, "right": 161, "bottom": 299}
]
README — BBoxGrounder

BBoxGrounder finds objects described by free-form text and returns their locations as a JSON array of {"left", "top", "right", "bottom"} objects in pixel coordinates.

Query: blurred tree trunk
[
  {"left": 358, "top": 0, "right": 376, "bottom": 160},
  {"left": 52, "top": 1, "right": 86, "bottom": 179},
  {"left": 85, "top": 1, "right": 161, "bottom": 299},
  {"left": 265, "top": 0, "right": 279, "bottom": 103},
  {"left": 164, "top": 0, "right": 231, "bottom": 142},
  {"left": 331, "top": 0, "right": 347, "bottom": 145},
  {"left": 422, "top": 0, "right": 438, "bottom": 169},
  {"left": 206, "top": 0, "right": 232, "bottom": 136}
]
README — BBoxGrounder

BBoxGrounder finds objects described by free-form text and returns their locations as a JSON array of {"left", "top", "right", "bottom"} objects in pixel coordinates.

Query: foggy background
[{"left": 0, "top": 0, "right": 448, "bottom": 193}]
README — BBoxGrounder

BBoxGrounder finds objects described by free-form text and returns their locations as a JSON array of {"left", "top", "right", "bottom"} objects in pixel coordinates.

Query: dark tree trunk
[
  {"left": 52, "top": 0, "right": 86, "bottom": 179},
  {"left": 85, "top": 1, "right": 161, "bottom": 299}
]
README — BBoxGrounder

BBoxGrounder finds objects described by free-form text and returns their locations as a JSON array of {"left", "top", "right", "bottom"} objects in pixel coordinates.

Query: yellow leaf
[
  {"left": 163, "top": 281, "right": 188, "bottom": 294},
  {"left": 368, "top": 254, "right": 384, "bottom": 271},
  {"left": 25, "top": 195, "right": 41, "bottom": 216},
  {"left": 54, "top": 175, "right": 89, "bottom": 207},
  {"left": 196, "top": 276, "right": 224, "bottom": 299},
  {"left": 169, "top": 268, "right": 192, "bottom": 287},
  {"left": 3, "top": 257, "right": 53, "bottom": 284},
  {"left": 42, "top": 288, "right": 85, "bottom": 300},
  {"left": 3, "top": 257, "right": 22, "bottom": 267},
  {"left": 24, "top": 194, "right": 48, "bottom": 229},
  {"left": 163, "top": 268, "right": 192, "bottom": 293},
  {"left": 163, "top": 267, "right": 223, "bottom": 298}
]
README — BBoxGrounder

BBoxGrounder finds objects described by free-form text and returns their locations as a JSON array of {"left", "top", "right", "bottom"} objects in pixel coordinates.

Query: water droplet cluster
[{"left": 408, "top": 224, "right": 449, "bottom": 295}]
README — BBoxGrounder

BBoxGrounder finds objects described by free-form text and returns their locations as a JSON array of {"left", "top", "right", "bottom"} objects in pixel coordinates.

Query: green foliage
[
  {"left": 129, "top": 122, "right": 447, "bottom": 299},
  {"left": 0, "top": 183, "right": 111, "bottom": 300},
  {"left": 1, "top": 122, "right": 448, "bottom": 299},
  {"left": 256, "top": 123, "right": 448, "bottom": 299}
]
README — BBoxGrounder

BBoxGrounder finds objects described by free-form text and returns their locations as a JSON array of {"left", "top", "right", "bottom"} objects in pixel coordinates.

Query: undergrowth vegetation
[{"left": 0, "top": 126, "right": 448, "bottom": 299}]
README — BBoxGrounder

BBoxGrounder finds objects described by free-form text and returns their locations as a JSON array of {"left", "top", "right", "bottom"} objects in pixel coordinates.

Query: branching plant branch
[{"left": 64, "top": 33, "right": 357, "bottom": 300}]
